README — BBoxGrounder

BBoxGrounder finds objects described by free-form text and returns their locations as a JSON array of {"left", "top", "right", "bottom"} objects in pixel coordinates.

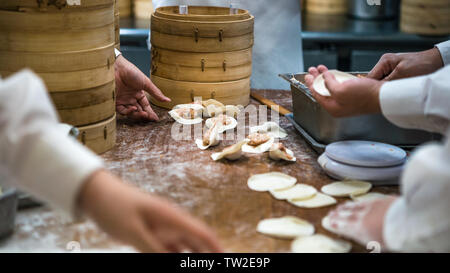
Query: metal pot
[{"left": 349, "top": 0, "right": 400, "bottom": 20}]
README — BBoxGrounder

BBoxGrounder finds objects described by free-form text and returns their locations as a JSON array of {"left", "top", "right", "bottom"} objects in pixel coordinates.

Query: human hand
[
  {"left": 326, "top": 196, "right": 397, "bottom": 250},
  {"left": 78, "top": 170, "right": 223, "bottom": 253},
  {"left": 368, "top": 48, "right": 444, "bottom": 81},
  {"left": 305, "top": 66, "right": 383, "bottom": 117},
  {"left": 115, "top": 55, "right": 171, "bottom": 121}
]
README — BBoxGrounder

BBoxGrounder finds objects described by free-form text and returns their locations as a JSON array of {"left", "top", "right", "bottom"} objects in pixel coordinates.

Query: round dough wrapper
[
  {"left": 351, "top": 192, "right": 390, "bottom": 202},
  {"left": 250, "top": 122, "right": 288, "bottom": 139},
  {"left": 291, "top": 234, "right": 352, "bottom": 253},
  {"left": 256, "top": 216, "right": 315, "bottom": 239},
  {"left": 247, "top": 172, "right": 296, "bottom": 192},
  {"left": 242, "top": 137, "right": 274, "bottom": 154},
  {"left": 312, "top": 70, "right": 358, "bottom": 97},
  {"left": 288, "top": 193, "right": 337, "bottom": 208},
  {"left": 321, "top": 181, "right": 372, "bottom": 197},
  {"left": 270, "top": 184, "right": 317, "bottom": 200}
]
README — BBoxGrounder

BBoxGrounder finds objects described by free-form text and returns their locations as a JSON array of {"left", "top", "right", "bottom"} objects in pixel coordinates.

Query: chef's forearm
[{"left": 379, "top": 65, "right": 450, "bottom": 134}]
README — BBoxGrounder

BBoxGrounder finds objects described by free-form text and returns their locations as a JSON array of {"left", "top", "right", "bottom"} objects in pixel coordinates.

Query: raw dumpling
[
  {"left": 205, "top": 114, "right": 238, "bottom": 133},
  {"left": 202, "top": 99, "right": 225, "bottom": 117},
  {"left": 269, "top": 143, "right": 296, "bottom": 162},
  {"left": 270, "top": 184, "right": 317, "bottom": 200},
  {"left": 249, "top": 122, "right": 288, "bottom": 139},
  {"left": 321, "top": 181, "right": 372, "bottom": 197},
  {"left": 247, "top": 172, "right": 297, "bottom": 192},
  {"left": 291, "top": 234, "right": 352, "bottom": 253},
  {"left": 211, "top": 139, "right": 248, "bottom": 161},
  {"left": 224, "top": 105, "right": 244, "bottom": 119},
  {"left": 351, "top": 192, "right": 391, "bottom": 202},
  {"left": 169, "top": 104, "right": 204, "bottom": 125},
  {"left": 256, "top": 216, "right": 315, "bottom": 239},
  {"left": 288, "top": 193, "right": 337, "bottom": 208},
  {"left": 312, "top": 70, "right": 358, "bottom": 97},
  {"left": 195, "top": 121, "right": 221, "bottom": 150},
  {"left": 242, "top": 133, "right": 274, "bottom": 154}
]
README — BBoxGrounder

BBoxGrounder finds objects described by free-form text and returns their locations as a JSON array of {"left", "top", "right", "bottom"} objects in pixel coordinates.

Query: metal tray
[{"left": 280, "top": 73, "right": 439, "bottom": 147}]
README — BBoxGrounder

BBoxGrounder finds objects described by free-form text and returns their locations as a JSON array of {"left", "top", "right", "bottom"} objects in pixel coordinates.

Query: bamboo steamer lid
[
  {"left": 306, "top": 0, "right": 348, "bottom": 15},
  {"left": 134, "top": 0, "right": 153, "bottom": 20},
  {"left": 154, "top": 6, "right": 251, "bottom": 21},
  {"left": 400, "top": 0, "right": 450, "bottom": 35},
  {"left": 150, "top": 75, "right": 250, "bottom": 109},
  {"left": 77, "top": 114, "right": 117, "bottom": 154},
  {"left": 151, "top": 47, "right": 252, "bottom": 82}
]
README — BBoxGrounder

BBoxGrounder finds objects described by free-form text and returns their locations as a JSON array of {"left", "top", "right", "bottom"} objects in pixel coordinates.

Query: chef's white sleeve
[
  {"left": 0, "top": 70, "right": 104, "bottom": 219},
  {"left": 383, "top": 133, "right": 450, "bottom": 252},
  {"left": 378, "top": 65, "right": 450, "bottom": 252},
  {"left": 379, "top": 65, "right": 450, "bottom": 134},
  {"left": 436, "top": 40, "right": 450, "bottom": 66}
]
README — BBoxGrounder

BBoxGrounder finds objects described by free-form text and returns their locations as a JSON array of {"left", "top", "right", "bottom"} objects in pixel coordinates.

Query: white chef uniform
[
  {"left": 151, "top": 0, "right": 304, "bottom": 89},
  {"left": 0, "top": 70, "right": 103, "bottom": 218},
  {"left": 380, "top": 41, "right": 450, "bottom": 252}
]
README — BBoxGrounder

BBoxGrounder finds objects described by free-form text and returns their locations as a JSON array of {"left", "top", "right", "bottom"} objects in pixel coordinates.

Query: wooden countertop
[{"left": 0, "top": 89, "right": 398, "bottom": 253}]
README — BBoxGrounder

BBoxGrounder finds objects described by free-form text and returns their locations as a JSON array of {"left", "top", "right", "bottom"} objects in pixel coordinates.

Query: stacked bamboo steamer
[
  {"left": 118, "top": 0, "right": 132, "bottom": 18},
  {"left": 134, "top": 0, "right": 153, "bottom": 19},
  {"left": 114, "top": 0, "right": 121, "bottom": 49},
  {"left": 0, "top": 0, "right": 116, "bottom": 154},
  {"left": 400, "top": 0, "right": 450, "bottom": 36},
  {"left": 150, "top": 6, "right": 254, "bottom": 109},
  {"left": 305, "top": 0, "right": 348, "bottom": 15}
]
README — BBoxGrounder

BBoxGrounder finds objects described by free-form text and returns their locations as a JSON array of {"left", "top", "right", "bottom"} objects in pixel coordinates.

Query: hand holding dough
[{"left": 312, "top": 70, "right": 358, "bottom": 97}]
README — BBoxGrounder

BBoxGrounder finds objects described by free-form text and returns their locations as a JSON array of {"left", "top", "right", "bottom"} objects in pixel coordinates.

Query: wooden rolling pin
[{"left": 250, "top": 91, "right": 292, "bottom": 116}]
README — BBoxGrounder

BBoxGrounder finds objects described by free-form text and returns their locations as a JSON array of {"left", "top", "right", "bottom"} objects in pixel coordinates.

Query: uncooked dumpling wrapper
[
  {"left": 257, "top": 216, "right": 315, "bottom": 239},
  {"left": 291, "top": 234, "right": 352, "bottom": 253},
  {"left": 211, "top": 139, "right": 248, "bottom": 161},
  {"left": 249, "top": 122, "right": 288, "bottom": 139},
  {"left": 270, "top": 184, "right": 317, "bottom": 200},
  {"left": 195, "top": 123, "right": 221, "bottom": 150},
  {"left": 321, "top": 181, "right": 372, "bottom": 197},
  {"left": 321, "top": 216, "right": 339, "bottom": 234},
  {"left": 288, "top": 193, "right": 337, "bottom": 208},
  {"left": 247, "top": 172, "right": 297, "bottom": 192},
  {"left": 312, "top": 70, "right": 358, "bottom": 97},
  {"left": 169, "top": 104, "right": 204, "bottom": 125},
  {"left": 269, "top": 143, "right": 296, "bottom": 162},
  {"left": 242, "top": 135, "right": 275, "bottom": 154},
  {"left": 351, "top": 192, "right": 390, "bottom": 202},
  {"left": 205, "top": 115, "right": 238, "bottom": 133}
]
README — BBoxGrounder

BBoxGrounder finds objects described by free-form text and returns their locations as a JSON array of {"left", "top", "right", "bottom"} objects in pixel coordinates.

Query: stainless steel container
[
  {"left": 349, "top": 0, "right": 400, "bottom": 19},
  {"left": 280, "top": 73, "right": 439, "bottom": 152},
  {"left": 0, "top": 188, "right": 18, "bottom": 239}
]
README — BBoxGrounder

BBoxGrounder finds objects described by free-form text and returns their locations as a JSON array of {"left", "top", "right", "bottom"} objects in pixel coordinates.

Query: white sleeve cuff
[
  {"left": 435, "top": 40, "right": 450, "bottom": 66},
  {"left": 19, "top": 128, "right": 104, "bottom": 219},
  {"left": 379, "top": 76, "right": 428, "bottom": 130},
  {"left": 114, "top": 48, "right": 122, "bottom": 58}
]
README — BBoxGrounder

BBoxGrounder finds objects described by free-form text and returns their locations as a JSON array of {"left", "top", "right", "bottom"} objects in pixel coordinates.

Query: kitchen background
[{"left": 118, "top": 0, "right": 450, "bottom": 83}]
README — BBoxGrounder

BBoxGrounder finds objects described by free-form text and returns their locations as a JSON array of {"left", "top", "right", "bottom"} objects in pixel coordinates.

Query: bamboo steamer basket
[
  {"left": 306, "top": 0, "right": 348, "bottom": 15},
  {"left": 77, "top": 114, "right": 117, "bottom": 155},
  {"left": 114, "top": 0, "right": 120, "bottom": 50},
  {"left": 150, "top": 76, "right": 250, "bottom": 109},
  {"left": 150, "top": 6, "right": 254, "bottom": 109},
  {"left": 400, "top": 0, "right": 450, "bottom": 36},
  {"left": 118, "top": 0, "right": 132, "bottom": 18},
  {"left": 0, "top": 0, "right": 116, "bottom": 141},
  {"left": 134, "top": 0, "right": 153, "bottom": 19},
  {"left": 151, "top": 47, "right": 252, "bottom": 82}
]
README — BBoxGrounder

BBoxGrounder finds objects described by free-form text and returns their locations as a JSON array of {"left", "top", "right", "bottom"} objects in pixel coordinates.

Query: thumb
[{"left": 323, "top": 72, "right": 341, "bottom": 96}]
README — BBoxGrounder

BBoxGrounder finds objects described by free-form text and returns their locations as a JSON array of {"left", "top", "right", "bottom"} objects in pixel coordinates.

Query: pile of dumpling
[{"left": 169, "top": 99, "right": 296, "bottom": 162}]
